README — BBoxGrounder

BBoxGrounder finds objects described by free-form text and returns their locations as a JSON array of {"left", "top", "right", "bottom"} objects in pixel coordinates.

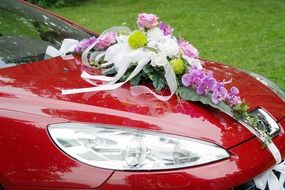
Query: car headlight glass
[
  {"left": 248, "top": 72, "right": 285, "bottom": 101},
  {"left": 48, "top": 123, "right": 229, "bottom": 170}
]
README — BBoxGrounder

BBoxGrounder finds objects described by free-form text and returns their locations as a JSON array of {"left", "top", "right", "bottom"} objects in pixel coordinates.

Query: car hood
[{"left": 1, "top": 56, "right": 285, "bottom": 149}]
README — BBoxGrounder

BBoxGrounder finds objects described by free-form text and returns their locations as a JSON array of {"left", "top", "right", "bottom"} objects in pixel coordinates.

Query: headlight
[
  {"left": 48, "top": 123, "right": 229, "bottom": 170},
  {"left": 248, "top": 72, "right": 285, "bottom": 101}
]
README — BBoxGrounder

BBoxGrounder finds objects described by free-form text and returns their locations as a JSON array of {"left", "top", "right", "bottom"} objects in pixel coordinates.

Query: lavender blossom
[
  {"left": 75, "top": 36, "right": 97, "bottom": 53},
  {"left": 96, "top": 32, "right": 116, "bottom": 50},
  {"left": 182, "top": 66, "right": 205, "bottom": 87},
  {"left": 182, "top": 66, "right": 217, "bottom": 95},
  {"left": 179, "top": 40, "right": 199, "bottom": 58},
  {"left": 182, "top": 65, "right": 242, "bottom": 106},
  {"left": 159, "top": 22, "right": 174, "bottom": 36},
  {"left": 137, "top": 13, "right": 159, "bottom": 29},
  {"left": 211, "top": 82, "right": 228, "bottom": 104},
  {"left": 226, "top": 86, "right": 241, "bottom": 107},
  {"left": 196, "top": 74, "right": 217, "bottom": 95}
]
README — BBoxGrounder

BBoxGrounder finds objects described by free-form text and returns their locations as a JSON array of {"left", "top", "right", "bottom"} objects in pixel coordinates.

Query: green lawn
[{"left": 51, "top": 0, "right": 285, "bottom": 89}]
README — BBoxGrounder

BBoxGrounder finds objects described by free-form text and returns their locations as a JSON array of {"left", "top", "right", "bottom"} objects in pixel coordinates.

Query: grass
[{"left": 51, "top": 0, "right": 285, "bottom": 89}]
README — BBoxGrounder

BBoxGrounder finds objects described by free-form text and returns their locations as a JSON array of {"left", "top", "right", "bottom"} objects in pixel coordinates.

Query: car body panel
[
  {"left": 99, "top": 121, "right": 285, "bottom": 190},
  {"left": 1, "top": 56, "right": 285, "bottom": 189},
  {"left": 1, "top": 1, "right": 285, "bottom": 189},
  {"left": 97, "top": 138, "right": 274, "bottom": 190},
  {"left": 0, "top": 109, "right": 113, "bottom": 188},
  {"left": 205, "top": 61, "right": 285, "bottom": 122},
  {"left": 0, "top": 57, "right": 267, "bottom": 149}
]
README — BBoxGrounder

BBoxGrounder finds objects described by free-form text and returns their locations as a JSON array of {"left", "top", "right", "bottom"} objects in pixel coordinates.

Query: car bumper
[
  {"left": 95, "top": 136, "right": 276, "bottom": 190},
  {"left": 3, "top": 120, "right": 285, "bottom": 190},
  {"left": 1, "top": 138, "right": 281, "bottom": 190}
]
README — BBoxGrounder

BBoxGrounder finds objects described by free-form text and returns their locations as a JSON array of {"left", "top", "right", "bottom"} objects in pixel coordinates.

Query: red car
[{"left": 1, "top": 1, "right": 285, "bottom": 190}]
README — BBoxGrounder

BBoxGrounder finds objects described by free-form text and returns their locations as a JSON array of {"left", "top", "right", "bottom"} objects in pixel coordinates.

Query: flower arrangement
[{"left": 65, "top": 13, "right": 272, "bottom": 143}]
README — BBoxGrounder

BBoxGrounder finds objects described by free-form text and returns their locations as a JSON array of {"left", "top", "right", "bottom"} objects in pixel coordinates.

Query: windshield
[{"left": 0, "top": 0, "right": 92, "bottom": 68}]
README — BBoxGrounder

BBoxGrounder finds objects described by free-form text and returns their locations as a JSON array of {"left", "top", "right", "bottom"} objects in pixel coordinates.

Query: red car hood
[{"left": 0, "top": 56, "right": 285, "bottom": 149}]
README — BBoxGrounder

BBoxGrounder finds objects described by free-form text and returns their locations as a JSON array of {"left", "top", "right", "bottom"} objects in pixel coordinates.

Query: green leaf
[
  {"left": 143, "top": 64, "right": 154, "bottom": 74},
  {"left": 152, "top": 71, "right": 166, "bottom": 91},
  {"left": 232, "top": 100, "right": 249, "bottom": 120},
  {"left": 130, "top": 73, "right": 141, "bottom": 86},
  {"left": 178, "top": 87, "right": 232, "bottom": 114},
  {"left": 104, "top": 67, "right": 116, "bottom": 75}
]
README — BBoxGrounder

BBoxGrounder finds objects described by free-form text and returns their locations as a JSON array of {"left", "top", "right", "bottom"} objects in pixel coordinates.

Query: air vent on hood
[{"left": 248, "top": 108, "right": 280, "bottom": 138}]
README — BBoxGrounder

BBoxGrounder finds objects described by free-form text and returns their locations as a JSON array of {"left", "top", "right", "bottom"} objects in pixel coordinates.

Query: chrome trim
[{"left": 249, "top": 108, "right": 280, "bottom": 138}]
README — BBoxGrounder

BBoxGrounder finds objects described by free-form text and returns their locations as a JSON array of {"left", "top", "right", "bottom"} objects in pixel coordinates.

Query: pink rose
[
  {"left": 96, "top": 32, "right": 116, "bottom": 49},
  {"left": 137, "top": 13, "right": 159, "bottom": 29},
  {"left": 179, "top": 40, "right": 199, "bottom": 58}
]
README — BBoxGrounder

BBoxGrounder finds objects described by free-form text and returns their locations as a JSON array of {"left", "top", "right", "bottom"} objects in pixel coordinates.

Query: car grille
[
  {"left": 231, "top": 180, "right": 258, "bottom": 190},
  {"left": 232, "top": 173, "right": 285, "bottom": 190}
]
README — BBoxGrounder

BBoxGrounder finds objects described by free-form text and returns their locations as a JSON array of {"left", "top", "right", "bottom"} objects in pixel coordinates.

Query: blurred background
[{"left": 27, "top": 0, "right": 285, "bottom": 89}]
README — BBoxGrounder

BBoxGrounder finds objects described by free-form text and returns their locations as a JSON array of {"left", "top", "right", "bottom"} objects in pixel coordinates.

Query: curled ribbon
[
  {"left": 62, "top": 26, "right": 178, "bottom": 101},
  {"left": 254, "top": 161, "right": 285, "bottom": 190},
  {"left": 45, "top": 39, "right": 79, "bottom": 59}
]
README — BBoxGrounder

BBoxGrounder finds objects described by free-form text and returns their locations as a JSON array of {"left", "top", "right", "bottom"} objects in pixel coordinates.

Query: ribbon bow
[
  {"left": 45, "top": 39, "right": 79, "bottom": 59},
  {"left": 61, "top": 27, "right": 178, "bottom": 101},
  {"left": 254, "top": 161, "right": 285, "bottom": 190}
]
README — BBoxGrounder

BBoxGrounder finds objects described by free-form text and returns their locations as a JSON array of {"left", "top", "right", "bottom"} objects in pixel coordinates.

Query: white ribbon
[
  {"left": 233, "top": 119, "right": 284, "bottom": 189},
  {"left": 254, "top": 161, "right": 285, "bottom": 190},
  {"left": 62, "top": 26, "right": 178, "bottom": 101},
  {"left": 130, "top": 62, "right": 177, "bottom": 101},
  {"left": 45, "top": 39, "right": 79, "bottom": 59}
]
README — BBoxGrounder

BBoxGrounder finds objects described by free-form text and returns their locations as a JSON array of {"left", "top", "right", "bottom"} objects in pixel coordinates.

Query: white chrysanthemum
[
  {"left": 157, "top": 38, "right": 179, "bottom": 57},
  {"left": 151, "top": 52, "right": 168, "bottom": 67},
  {"left": 147, "top": 40, "right": 158, "bottom": 50},
  {"left": 147, "top": 27, "right": 165, "bottom": 41}
]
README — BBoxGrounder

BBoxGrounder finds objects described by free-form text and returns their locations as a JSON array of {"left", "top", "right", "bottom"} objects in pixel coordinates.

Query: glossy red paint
[
  {"left": 1, "top": 1, "right": 285, "bottom": 190},
  {"left": 0, "top": 56, "right": 285, "bottom": 190},
  {"left": 0, "top": 109, "right": 114, "bottom": 189},
  {"left": 98, "top": 120, "right": 285, "bottom": 190}
]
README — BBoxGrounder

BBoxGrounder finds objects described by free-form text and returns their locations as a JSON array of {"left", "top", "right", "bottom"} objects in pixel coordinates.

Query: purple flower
[
  {"left": 229, "top": 86, "right": 239, "bottom": 95},
  {"left": 159, "top": 22, "right": 174, "bottom": 36},
  {"left": 211, "top": 82, "right": 228, "bottom": 104},
  {"left": 183, "top": 67, "right": 217, "bottom": 95},
  {"left": 137, "top": 13, "right": 159, "bottom": 29},
  {"left": 182, "top": 66, "right": 205, "bottom": 87},
  {"left": 96, "top": 32, "right": 116, "bottom": 50},
  {"left": 226, "top": 86, "right": 241, "bottom": 107},
  {"left": 179, "top": 40, "right": 199, "bottom": 58},
  {"left": 228, "top": 95, "right": 241, "bottom": 107},
  {"left": 182, "top": 65, "right": 241, "bottom": 107},
  {"left": 75, "top": 36, "right": 97, "bottom": 53},
  {"left": 196, "top": 75, "right": 217, "bottom": 95}
]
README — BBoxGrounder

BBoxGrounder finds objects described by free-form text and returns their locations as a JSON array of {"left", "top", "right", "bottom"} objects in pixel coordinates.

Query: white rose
[
  {"left": 147, "top": 27, "right": 165, "bottom": 41},
  {"left": 150, "top": 52, "right": 168, "bottom": 67},
  {"left": 147, "top": 40, "right": 158, "bottom": 49},
  {"left": 157, "top": 38, "right": 179, "bottom": 57}
]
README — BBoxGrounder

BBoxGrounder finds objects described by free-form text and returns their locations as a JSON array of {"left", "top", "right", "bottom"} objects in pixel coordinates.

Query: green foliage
[
  {"left": 143, "top": 66, "right": 166, "bottom": 91},
  {"left": 119, "top": 64, "right": 166, "bottom": 92},
  {"left": 232, "top": 101, "right": 273, "bottom": 143},
  {"left": 142, "top": 64, "right": 154, "bottom": 74},
  {"left": 232, "top": 100, "right": 249, "bottom": 120},
  {"left": 130, "top": 72, "right": 142, "bottom": 86},
  {"left": 178, "top": 87, "right": 232, "bottom": 114},
  {"left": 152, "top": 71, "right": 166, "bottom": 91}
]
